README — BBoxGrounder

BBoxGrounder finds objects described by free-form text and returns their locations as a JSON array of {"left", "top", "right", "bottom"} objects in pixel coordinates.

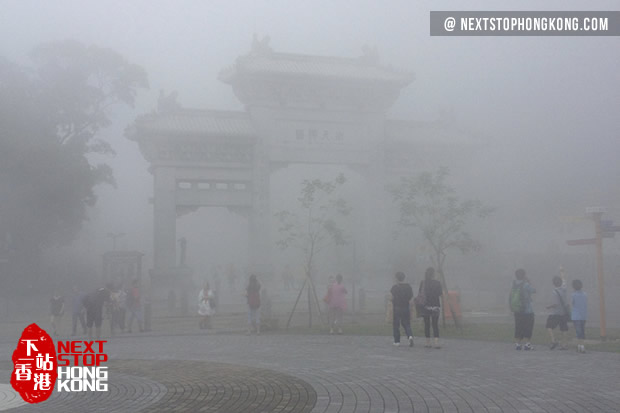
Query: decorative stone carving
[
  {"left": 157, "top": 90, "right": 181, "bottom": 113},
  {"left": 154, "top": 142, "right": 253, "bottom": 164},
  {"left": 251, "top": 34, "right": 272, "bottom": 55}
]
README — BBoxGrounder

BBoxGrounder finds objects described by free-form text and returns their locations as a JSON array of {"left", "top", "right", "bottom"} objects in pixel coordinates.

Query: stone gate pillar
[
  {"left": 248, "top": 138, "right": 272, "bottom": 279},
  {"left": 360, "top": 119, "right": 390, "bottom": 281},
  {"left": 152, "top": 166, "right": 177, "bottom": 274}
]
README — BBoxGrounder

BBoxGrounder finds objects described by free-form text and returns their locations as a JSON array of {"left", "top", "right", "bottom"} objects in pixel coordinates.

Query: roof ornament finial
[
  {"left": 157, "top": 89, "right": 181, "bottom": 113},
  {"left": 360, "top": 44, "right": 380, "bottom": 65},
  {"left": 251, "top": 33, "right": 272, "bottom": 55}
]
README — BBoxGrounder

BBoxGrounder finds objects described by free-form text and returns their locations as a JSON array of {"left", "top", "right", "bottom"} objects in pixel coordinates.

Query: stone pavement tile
[{"left": 2, "top": 334, "right": 620, "bottom": 412}]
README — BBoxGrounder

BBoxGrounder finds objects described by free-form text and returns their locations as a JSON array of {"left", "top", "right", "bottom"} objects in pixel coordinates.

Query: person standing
[
  {"left": 390, "top": 272, "right": 414, "bottom": 347},
  {"left": 246, "top": 274, "right": 261, "bottom": 335},
  {"left": 70, "top": 286, "right": 86, "bottom": 336},
  {"left": 327, "top": 274, "right": 347, "bottom": 334},
  {"left": 108, "top": 283, "right": 126, "bottom": 336},
  {"left": 420, "top": 267, "right": 443, "bottom": 349},
  {"left": 545, "top": 275, "right": 569, "bottom": 350},
  {"left": 571, "top": 279, "right": 588, "bottom": 353},
  {"left": 126, "top": 279, "right": 144, "bottom": 333},
  {"left": 198, "top": 281, "right": 214, "bottom": 329},
  {"left": 84, "top": 285, "right": 110, "bottom": 339},
  {"left": 510, "top": 268, "right": 536, "bottom": 350},
  {"left": 50, "top": 291, "right": 65, "bottom": 336}
]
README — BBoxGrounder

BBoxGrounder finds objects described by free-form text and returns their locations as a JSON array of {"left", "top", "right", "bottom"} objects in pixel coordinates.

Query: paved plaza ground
[{"left": 1, "top": 330, "right": 619, "bottom": 412}]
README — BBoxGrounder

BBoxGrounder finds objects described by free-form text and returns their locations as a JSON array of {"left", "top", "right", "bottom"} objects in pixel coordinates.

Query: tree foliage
[
  {"left": 0, "top": 40, "right": 148, "bottom": 269},
  {"left": 275, "top": 173, "right": 352, "bottom": 327},
  {"left": 390, "top": 167, "right": 494, "bottom": 324},
  {"left": 275, "top": 173, "right": 351, "bottom": 264}
]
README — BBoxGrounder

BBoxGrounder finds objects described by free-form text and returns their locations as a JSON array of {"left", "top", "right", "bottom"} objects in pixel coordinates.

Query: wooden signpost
[{"left": 566, "top": 207, "right": 618, "bottom": 340}]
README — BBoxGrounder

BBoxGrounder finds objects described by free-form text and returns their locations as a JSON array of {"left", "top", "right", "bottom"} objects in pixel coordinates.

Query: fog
[{"left": 1, "top": 1, "right": 619, "bottom": 331}]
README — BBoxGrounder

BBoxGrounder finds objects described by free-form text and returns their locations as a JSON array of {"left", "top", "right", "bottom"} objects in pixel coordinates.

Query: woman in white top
[{"left": 198, "top": 281, "right": 214, "bottom": 329}]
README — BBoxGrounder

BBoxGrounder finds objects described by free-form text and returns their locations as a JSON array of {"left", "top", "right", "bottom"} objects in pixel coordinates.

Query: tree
[
  {"left": 0, "top": 40, "right": 148, "bottom": 283},
  {"left": 390, "top": 167, "right": 494, "bottom": 327},
  {"left": 275, "top": 173, "right": 352, "bottom": 328}
]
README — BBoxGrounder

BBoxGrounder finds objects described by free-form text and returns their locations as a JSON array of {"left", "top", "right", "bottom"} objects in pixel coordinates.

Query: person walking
[
  {"left": 420, "top": 267, "right": 443, "bottom": 348},
  {"left": 510, "top": 269, "right": 536, "bottom": 350},
  {"left": 198, "top": 281, "right": 214, "bottom": 329},
  {"left": 545, "top": 275, "right": 569, "bottom": 350},
  {"left": 246, "top": 274, "right": 261, "bottom": 335},
  {"left": 327, "top": 274, "right": 347, "bottom": 334},
  {"left": 390, "top": 272, "right": 414, "bottom": 347},
  {"left": 571, "top": 279, "right": 588, "bottom": 353}
]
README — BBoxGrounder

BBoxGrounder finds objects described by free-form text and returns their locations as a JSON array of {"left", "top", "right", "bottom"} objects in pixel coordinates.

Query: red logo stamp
[
  {"left": 10, "top": 323, "right": 58, "bottom": 404},
  {"left": 10, "top": 323, "right": 110, "bottom": 404}
]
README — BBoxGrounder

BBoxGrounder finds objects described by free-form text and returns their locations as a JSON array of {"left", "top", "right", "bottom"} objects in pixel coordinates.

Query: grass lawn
[{"left": 281, "top": 318, "right": 620, "bottom": 353}]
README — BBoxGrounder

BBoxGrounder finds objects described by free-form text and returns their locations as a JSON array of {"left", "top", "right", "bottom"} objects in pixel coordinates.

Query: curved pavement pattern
[{"left": 1, "top": 334, "right": 619, "bottom": 412}]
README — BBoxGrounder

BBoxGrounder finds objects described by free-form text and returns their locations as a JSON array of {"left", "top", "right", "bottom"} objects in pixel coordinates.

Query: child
[
  {"left": 390, "top": 272, "right": 414, "bottom": 347},
  {"left": 545, "top": 275, "right": 569, "bottom": 350},
  {"left": 571, "top": 279, "right": 587, "bottom": 353}
]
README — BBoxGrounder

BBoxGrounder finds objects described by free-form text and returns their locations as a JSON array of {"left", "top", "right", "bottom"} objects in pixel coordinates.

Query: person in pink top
[{"left": 327, "top": 274, "right": 347, "bottom": 334}]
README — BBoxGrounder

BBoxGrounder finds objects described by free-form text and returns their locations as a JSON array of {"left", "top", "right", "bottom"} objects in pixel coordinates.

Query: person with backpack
[
  {"left": 83, "top": 285, "right": 111, "bottom": 339},
  {"left": 390, "top": 271, "right": 414, "bottom": 347},
  {"left": 246, "top": 274, "right": 261, "bottom": 335},
  {"left": 510, "top": 269, "right": 536, "bottom": 350},
  {"left": 419, "top": 267, "right": 443, "bottom": 348},
  {"left": 545, "top": 275, "right": 569, "bottom": 350},
  {"left": 571, "top": 279, "right": 588, "bottom": 353}
]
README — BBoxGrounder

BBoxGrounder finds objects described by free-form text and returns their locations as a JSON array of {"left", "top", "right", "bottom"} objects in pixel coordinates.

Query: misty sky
[{"left": 1, "top": 0, "right": 619, "bottom": 269}]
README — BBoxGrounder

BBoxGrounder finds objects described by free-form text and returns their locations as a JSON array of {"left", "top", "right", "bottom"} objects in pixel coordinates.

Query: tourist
[
  {"left": 510, "top": 269, "right": 536, "bottom": 350},
  {"left": 545, "top": 275, "right": 569, "bottom": 350},
  {"left": 390, "top": 271, "right": 414, "bottom": 347},
  {"left": 50, "top": 290, "right": 65, "bottom": 336},
  {"left": 109, "top": 283, "right": 126, "bottom": 335},
  {"left": 571, "top": 279, "right": 588, "bottom": 353},
  {"left": 198, "top": 281, "right": 215, "bottom": 329},
  {"left": 420, "top": 267, "right": 443, "bottom": 348},
  {"left": 246, "top": 274, "right": 261, "bottom": 335},
  {"left": 126, "top": 279, "right": 144, "bottom": 333},
  {"left": 327, "top": 274, "right": 347, "bottom": 335},
  {"left": 70, "top": 285, "right": 87, "bottom": 336},
  {"left": 84, "top": 285, "right": 111, "bottom": 339}
]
